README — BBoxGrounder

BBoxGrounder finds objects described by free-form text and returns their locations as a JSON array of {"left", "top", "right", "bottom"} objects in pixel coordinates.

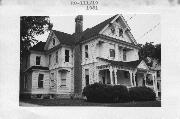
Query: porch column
[
  {"left": 133, "top": 72, "right": 136, "bottom": 86},
  {"left": 114, "top": 68, "right": 117, "bottom": 85},
  {"left": 96, "top": 69, "right": 99, "bottom": 83},
  {"left": 109, "top": 66, "right": 113, "bottom": 84},
  {"left": 153, "top": 74, "right": 158, "bottom": 97},
  {"left": 152, "top": 74, "right": 156, "bottom": 90},
  {"left": 144, "top": 73, "right": 147, "bottom": 86},
  {"left": 129, "top": 71, "right": 133, "bottom": 87}
]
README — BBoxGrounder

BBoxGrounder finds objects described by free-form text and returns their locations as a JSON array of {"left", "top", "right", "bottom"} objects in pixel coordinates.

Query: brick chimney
[{"left": 75, "top": 15, "right": 83, "bottom": 33}]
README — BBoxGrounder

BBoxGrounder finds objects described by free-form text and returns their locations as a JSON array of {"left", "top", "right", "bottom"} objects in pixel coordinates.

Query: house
[{"left": 20, "top": 14, "right": 159, "bottom": 99}]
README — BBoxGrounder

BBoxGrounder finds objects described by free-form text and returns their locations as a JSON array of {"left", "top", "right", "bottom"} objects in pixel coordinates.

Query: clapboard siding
[{"left": 31, "top": 70, "right": 50, "bottom": 94}]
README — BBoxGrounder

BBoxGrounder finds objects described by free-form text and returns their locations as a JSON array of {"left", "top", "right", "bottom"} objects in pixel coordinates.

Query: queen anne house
[{"left": 20, "top": 14, "right": 159, "bottom": 99}]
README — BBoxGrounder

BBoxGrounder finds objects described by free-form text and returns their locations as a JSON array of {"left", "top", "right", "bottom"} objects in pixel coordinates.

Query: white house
[{"left": 21, "top": 14, "right": 159, "bottom": 98}]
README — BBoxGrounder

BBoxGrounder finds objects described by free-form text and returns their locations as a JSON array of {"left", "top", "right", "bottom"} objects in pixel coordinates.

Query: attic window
[
  {"left": 111, "top": 28, "right": 115, "bottom": 34},
  {"left": 53, "top": 38, "right": 55, "bottom": 45},
  {"left": 119, "top": 28, "right": 123, "bottom": 37}
]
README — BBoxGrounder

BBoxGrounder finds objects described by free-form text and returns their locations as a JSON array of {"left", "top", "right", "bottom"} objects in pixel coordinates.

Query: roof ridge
[{"left": 52, "top": 30, "right": 72, "bottom": 36}]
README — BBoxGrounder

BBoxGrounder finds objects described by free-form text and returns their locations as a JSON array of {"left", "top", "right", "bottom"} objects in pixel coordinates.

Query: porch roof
[
  {"left": 25, "top": 66, "right": 49, "bottom": 72},
  {"left": 97, "top": 57, "right": 142, "bottom": 69}
]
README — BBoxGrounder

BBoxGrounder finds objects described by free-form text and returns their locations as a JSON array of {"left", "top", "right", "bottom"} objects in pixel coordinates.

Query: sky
[{"left": 36, "top": 14, "right": 161, "bottom": 45}]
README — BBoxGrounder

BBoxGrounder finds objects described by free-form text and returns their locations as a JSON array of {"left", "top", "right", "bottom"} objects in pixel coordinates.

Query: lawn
[{"left": 19, "top": 98, "right": 161, "bottom": 107}]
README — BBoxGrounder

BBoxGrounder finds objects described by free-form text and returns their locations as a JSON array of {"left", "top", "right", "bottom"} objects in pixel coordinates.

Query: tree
[
  {"left": 20, "top": 16, "right": 53, "bottom": 67},
  {"left": 138, "top": 42, "right": 161, "bottom": 63}
]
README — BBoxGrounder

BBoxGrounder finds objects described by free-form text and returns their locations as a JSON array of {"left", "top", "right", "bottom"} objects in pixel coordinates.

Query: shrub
[
  {"left": 129, "top": 86, "right": 156, "bottom": 101},
  {"left": 82, "top": 83, "right": 130, "bottom": 103}
]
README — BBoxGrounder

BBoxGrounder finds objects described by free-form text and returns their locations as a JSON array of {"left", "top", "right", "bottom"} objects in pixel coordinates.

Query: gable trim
[
  {"left": 44, "top": 30, "right": 54, "bottom": 50},
  {"left": 137, "top": 60, "right": 149, "bottom": 70},
  {"left": 99, "top": 14, "right": 120, "bottom": 34}
]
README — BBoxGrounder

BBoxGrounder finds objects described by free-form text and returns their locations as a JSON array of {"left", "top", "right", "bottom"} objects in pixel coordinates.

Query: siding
[
  {"left": 31, "top": 70, "right": 50, "bottom": 94},
  {"left": 30, "top": 52, "right": 48, "bottom": 67},
  {"left": 49, "top": 47, "right": 73, "bottom": 70}
]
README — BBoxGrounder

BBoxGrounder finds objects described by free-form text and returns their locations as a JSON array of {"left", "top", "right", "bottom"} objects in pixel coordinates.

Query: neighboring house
[
  {"left": 21, "top": 14, "right": 159, "bottom": 98},
  {"left": 146, "top": 57, "right": 161, "bottom": 97}
]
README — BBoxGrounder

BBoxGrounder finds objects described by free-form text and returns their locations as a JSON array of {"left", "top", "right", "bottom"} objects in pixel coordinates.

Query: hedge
[
  {"left": 83, "top": 83, "right": 156, "bottom": 103},
  {"left": 82, "top": 83, "right": 130, "bottom": 103},
  {"left": 129, "top": 86, "right": 156, "bottom": 101}
]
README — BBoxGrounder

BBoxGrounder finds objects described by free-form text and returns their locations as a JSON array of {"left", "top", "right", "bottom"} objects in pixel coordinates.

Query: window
[
  {"left": 38, "top": 74, "right": 44, "bottom": 88},
  {"left": 53, "top": 38, "right": 55, "bottom": 45},
  {"left": 157, "top": 71, "right": 160, "bottom": 77},
  {"left": 85, "top": 45, "right": 89, "bottom": 58},
  {"left": 65, "top": 50, "right": 69, "bottom": 62},
  {"left": 61, "top": 71, "right": 67, "bottom": 87},
  {"left": 85, "top": 69, "right": 89, "bottom": 86},
  {"left": 123, "top": 49, "right": 126, "bottom": 61},
  {"left": 36, "top": 56, "right": 41, "bottom": 65},
  {"left": 119, "top": 28, "right": 123, "bottom": 37},
  {"left": 111, "top": 28, "right": 115, "bottom": 34},
  {"left": 49, "top": 55, "right": 51, "bottom": 65},
  {"left": 110, "top": 49, "right": 115, "bottom": 57},
  {"left": 56, "top": 51, "right": 58, "bottom": 63}
]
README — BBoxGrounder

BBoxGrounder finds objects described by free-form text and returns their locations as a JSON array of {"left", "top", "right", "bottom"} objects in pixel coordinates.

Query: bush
[
  {"left": 129, "top": 86, "right": 156, "bottom": 101},
  {"left": 82, "top": 83, "right": 130, "bottom": 103}
]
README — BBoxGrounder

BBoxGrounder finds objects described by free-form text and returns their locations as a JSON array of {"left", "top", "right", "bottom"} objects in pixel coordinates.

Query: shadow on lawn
[{"left": 19, "top": 98, "right": 161, "bottom": 107}]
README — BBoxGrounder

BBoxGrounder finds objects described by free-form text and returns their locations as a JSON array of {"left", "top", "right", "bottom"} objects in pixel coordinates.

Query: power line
[
  {"left": 138, "top": 22, "right": 160, "bottom": 40},
  {"left": 127, "top": 14, "right": 136, "bottom": 22}
]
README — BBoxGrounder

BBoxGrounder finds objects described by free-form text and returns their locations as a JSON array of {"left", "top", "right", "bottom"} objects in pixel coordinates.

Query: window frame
[
  {"left": 53, "top": 38, "right": 55, "bottom": 46},
  {"left": 123, "top": 49, "right": 127, "bottom": 61},
  {"left": 119, "top": 28, "right": 123, "bottom": 37},
  {"left": 65, "top": 49, "right": 70, "bottom": 62},
  {"left": 49, "top": 54, "right": 51, "bottom": 65},
  {"left": 56, "top": 51, "right": 58, "bottom": 63},
  {"left": 38, "top": 73, "right": 44, "bottom": 88},
  {"left": 109, "top": 49, "right": 115, "bottom": 58},
  {"left": 85, "top": 45, "right": 89, "bottom": 58},
  {"left": 85, "top": 69, "right": 89, "bottom": 86},
  {"left": 36, "top": 56, "right": 41, "bottom": 65}
]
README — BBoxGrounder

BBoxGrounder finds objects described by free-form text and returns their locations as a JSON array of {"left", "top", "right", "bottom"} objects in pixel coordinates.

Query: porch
[{"left": 97, "top": 64, "right": 158, "bottom": 96}]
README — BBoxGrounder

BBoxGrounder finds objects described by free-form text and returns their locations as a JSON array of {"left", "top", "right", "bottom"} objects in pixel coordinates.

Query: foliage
[
  {"left": 20, "top": 16, "right": 53, "bottom": 67},
  {"left": 82, "top": 83, "right": 130, "bottom": 103},
  {"left": 138, "top": 42, "right": 161, "bottom": 64},
  {"left": 129, "top": 86, "right": 156, "bottom": 101}
]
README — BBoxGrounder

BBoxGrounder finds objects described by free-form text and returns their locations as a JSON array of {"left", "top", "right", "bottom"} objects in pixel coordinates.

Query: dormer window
[
  {"left": 119, "top": 28, "right": 123, "bottom": 37},
  {"left": 36, "top": 56, "right": 41, "bottom": 65},
  {"left": 53, "top": 38, "right": 55, "bottom": 45}
]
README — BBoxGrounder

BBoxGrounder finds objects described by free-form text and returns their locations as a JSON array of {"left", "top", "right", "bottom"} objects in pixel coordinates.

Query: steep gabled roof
[
  {"left": 31, "top": 14, "right": 138, "bottom": 51},
  {"left": 97, "top": 57, "right": 142, "bottom": 68},
  {"left": 52, "top": 30, "right": 75, "bottom": 46},
  {"left": 30, "top": 41, "right": 46, "bottom": 52},
  {"left": 76, "top": 15, "right": 118, "bottom": 43}
]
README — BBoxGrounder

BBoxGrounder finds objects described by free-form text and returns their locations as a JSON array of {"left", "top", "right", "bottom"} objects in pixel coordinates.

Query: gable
[
  {"left": 101, "top": 18, "right": 133, "bottom": 43},
  {"left": 47, "top": 33, "right": 60, "bottom": 50},
  {"left": 99, "top": 15, "right": 137, "bottom": 45},
  {"left": 44, "top": 31, "right": 60, "bottom": 51},
  {"left": 137, "top": 61, "right": 149, "bottom": 70}
]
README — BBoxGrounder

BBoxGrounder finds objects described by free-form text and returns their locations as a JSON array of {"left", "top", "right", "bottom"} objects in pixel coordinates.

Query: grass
[{"left": 19, "top": 98, "right": 161, "bottom": 107}]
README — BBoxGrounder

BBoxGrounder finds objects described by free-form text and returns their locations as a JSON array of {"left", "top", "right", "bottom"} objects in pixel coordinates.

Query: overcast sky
[{"left": 36, "top": 14, "right": 160, "bottom": 44}]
